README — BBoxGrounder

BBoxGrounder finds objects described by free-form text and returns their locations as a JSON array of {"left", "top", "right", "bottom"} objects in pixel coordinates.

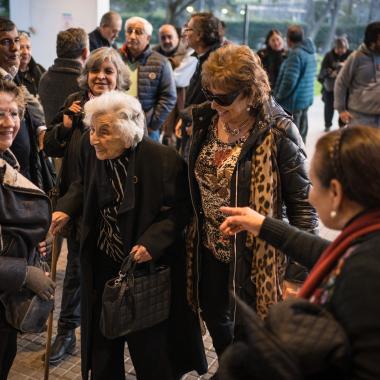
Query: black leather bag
[
  {"left": 100, "top": 256, "right": 171, "bottom": 339},
  {"left": 1, "top": 288, "right": 54, "bottom": 333},
  {"left": 219, "top": 297, "right": 350, "bottom": 380},
  {"left": 0, "top": 261, "right": 54, "bottom": 334}
]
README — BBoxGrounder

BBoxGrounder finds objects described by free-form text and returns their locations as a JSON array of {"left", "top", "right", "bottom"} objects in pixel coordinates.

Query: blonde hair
[{"left": 202, "top": 44, "right": 271, "bottom": 107}]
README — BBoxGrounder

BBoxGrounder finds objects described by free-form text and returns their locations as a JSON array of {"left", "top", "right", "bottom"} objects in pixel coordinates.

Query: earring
[
  {"left": 246, "top": 106, "right": 251, "bottom": 112},
  {"left": 330, "top": 210, "right": 337, "bottom": 218}
]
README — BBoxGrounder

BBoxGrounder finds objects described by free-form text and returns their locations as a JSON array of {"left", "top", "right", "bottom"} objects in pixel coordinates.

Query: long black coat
[{"left": 56, "top": 134, "right": 207, "bottom": 379}]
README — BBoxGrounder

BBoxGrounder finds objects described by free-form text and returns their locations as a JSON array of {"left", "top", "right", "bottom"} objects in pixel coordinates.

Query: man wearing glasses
[
  {"left": 0, "top": 17, "right": 48, "bottom": 188},
  {"left": 119, "top": 17, "right": 176, "bottom": 142},
  {"left": 177, "top": 12, "right": 222, "bottom": 161}
]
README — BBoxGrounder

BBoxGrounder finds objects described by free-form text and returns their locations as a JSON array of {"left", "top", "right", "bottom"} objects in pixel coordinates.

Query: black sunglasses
[{"left": 202, "top": 88, "right": 241, "bottom": 106}]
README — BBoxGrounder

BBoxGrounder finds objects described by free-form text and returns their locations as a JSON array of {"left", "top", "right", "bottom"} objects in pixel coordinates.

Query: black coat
[
  {"left": 257, "top": 47, "right": 287, "bottom": 89},
  {"left": 39, "top": 58, "right": 82, "bottom": 125},
  {"left": 187, "top": 99, "right": 319, "bottom": 323},
  {"left": 259, "top": 216, "right": 380, "bottom": 379},
  {"left": 17, "top": 56, "right": 46, "bottom": 96},
  {"left": 0, "top": 150, "right": 51, "bottom": 327},
  {"left": 56, "top": 134, "right": 207, "bottom": 379}
]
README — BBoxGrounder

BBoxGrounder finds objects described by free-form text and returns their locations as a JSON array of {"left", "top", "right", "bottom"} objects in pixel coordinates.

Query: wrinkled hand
[
  {"left": 339, "top": 110, "right": 353, "bottom": 125},
  {"left": 38, "top": 231, "right": 53, "bottom": 258},
  {"left": 50, "top": 211, "right": 70, "bottom": 235},
  {"left": 220, "top": 206, "right": 265, "bottom": 236},
  {"left": 130, "top": 245, "right": 152, "bottom": 263},
  {"left": 25, "top": 266, "right": 56, "bottom": 301},
  {"left": 63, "top": 100, "right": 82, "bottom": 129}
]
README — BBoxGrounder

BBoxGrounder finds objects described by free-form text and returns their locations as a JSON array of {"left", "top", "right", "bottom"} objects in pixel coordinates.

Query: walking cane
[{"left": 43, "top": 234, "right": 60, "bottom": 380}]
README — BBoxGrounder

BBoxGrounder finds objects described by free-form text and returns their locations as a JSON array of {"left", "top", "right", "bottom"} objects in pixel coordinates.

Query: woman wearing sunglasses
[{"left": 185, "top": 44, "right": 318, "bottom": 372}]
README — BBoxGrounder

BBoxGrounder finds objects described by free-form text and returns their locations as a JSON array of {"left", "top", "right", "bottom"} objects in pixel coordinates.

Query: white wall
[{"left": 10, "top": 0, "right": 110, "bottom": 68}]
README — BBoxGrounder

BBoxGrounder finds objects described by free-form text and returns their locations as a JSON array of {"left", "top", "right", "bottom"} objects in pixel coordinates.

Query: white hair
[
  {"left": 124, "top": 16, "right": 153, "bottom": 36},
  {"left": 83, "top": 91, "right": 145, "bottom": 149}
]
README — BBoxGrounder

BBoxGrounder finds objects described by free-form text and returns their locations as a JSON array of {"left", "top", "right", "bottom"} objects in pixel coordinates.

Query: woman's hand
[
  {"left": 50, "top": 211, "right": 70, "bottom": 235},
  {"left": 38, "top": 231, "right": 53, "bottom": 258},
  {"left": 25, "top": 266, "right": 56, "bottom": 301},
  {"left": 130, "top": 245, "right": 152, "bottom": 263},
  {"left": 220, "top": 206, "right": 265, "bottom": 236},
  {"left": 63, "top": 100, "right": 82, "bottom": 129},
  {"left": 339, "top": 110, "right": 353, "bottom": 125}
]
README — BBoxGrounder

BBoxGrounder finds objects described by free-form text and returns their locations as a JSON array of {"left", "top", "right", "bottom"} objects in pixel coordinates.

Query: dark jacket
[
  {"left": 44, "top": 91, "right": 88, "bottom": 196},
  {"left": 0, "top": 150, "right": 51, "bottom": 327},
  {"left": 187, "top": 99, "right": 318, "bottom": 322},
  {"left": 318, "top": 49, "right": 352, "bottom": 93},
  {"left": 38, "top": 58, "right": 82, "bottom": 125},
  {"left": 56, "top": 135, "right": 207, "bottom": 379},
  {"left": 17, "top": 57, "right": 46, "bottom": 96},
  {"left": 119, "top": 45, "right": 177, "bottom": 131},
  {"left": 88, "top": 28, "right": 117, "bottom": 51},
  {"left": 259, "top": 216, "right": 380, "bottom": 380},
  {"left": 274, "top": 38, "right": 317, "bottom": 113},
  {"left": 257, "top": 47, "right": 287, "bottom": 89}
]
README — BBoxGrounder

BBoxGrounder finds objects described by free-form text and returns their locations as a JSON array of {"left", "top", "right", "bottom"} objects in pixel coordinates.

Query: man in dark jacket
[
  {"left": 88, "top": 11, "right": 121, "bottom": 51},
  {"left": 119, "top": 16, "right": 176, "bottom": 142},
  {"left": 274, "top": 25, "right": 317, "bottom": 143},
  {"left": 17, "top": 31, "right": 45, "bottom": 97},
  {"left": 0, "top": 17, "right": 50, "bottom": 190},
  {"left": 39, "top": 28, "right": 89, "bottom": 125},
  {"left": 179, "top": 12, "right": 222, "bottom": 160},
  {"left": 153, "top": 24, "right": 197, "bottom": 146}
]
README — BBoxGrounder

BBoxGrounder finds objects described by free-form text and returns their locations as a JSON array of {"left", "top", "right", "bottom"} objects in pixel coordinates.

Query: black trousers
[
  {"left": 199, "top": 247, "right": 233, "bottom": 358},
  {"left": 322, "top": 90, "right": 345, "bottom": 130},
  {"left": 58, "top": 235, "right": 81, "bottom": 333},
  {"left": 90, "top": 252, "right": 175, "bottom": 380},
  {"left": 0, "top": 307, "right": 17, "bottom": 380}
]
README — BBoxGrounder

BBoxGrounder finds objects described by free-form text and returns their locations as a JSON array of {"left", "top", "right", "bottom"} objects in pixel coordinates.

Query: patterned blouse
[
  {"left": 195, "top": 120, "right": 246, "bottom": 263},
  {"left": 97, "top": 154, "right": 129, "bottom": 263}
]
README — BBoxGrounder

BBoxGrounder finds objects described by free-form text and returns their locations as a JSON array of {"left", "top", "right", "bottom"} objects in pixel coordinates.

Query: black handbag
[
  {"left": 219, "top": 297, "right": 350, "bottom": 380},
  {"left": 0, "top": 261, "right": 54, "bottom": 334},
  {"left": 100, "top": 255, "right": 171, "bottom": 339}
]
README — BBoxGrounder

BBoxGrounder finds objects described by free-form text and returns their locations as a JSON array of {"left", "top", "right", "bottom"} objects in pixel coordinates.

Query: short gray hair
[
  {"left": 77, "top": 47, "right": 130, "bottom": 91},
  {"left": 83, "top": 90, "right": 145, "bottom": 148},
  {"left": 125, "top": 17, "right": 153, "bottom": 36}
]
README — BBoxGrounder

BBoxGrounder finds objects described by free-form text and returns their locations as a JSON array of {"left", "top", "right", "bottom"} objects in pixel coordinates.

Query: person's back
[
  {"left": 274, "top": 25, "right": 316, "bottom": 143},
  {"left": 39, "top": 28, "right": 88, "bottom": 125},
  {"left": 334, "top": 22, "right": 380, "bottom": 128}
]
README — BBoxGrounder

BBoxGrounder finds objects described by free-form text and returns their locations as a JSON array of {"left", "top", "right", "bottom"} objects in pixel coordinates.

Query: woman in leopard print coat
[{"left": 186, "top": 44, "right": 319, "bottom": 367}]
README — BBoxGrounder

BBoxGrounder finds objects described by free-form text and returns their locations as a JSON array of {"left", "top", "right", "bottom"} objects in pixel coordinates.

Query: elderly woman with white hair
[{"left": 52, "top": 90, "right": 207, "bottom": 380}]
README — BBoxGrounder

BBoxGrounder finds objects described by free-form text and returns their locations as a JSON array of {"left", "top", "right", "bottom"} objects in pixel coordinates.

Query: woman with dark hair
[
  {"left": 257, "top": 29, "right": 287, "bottom": 88},
  {"left": 318, "top": 36, "right": 352, "bottom": 131},
  {"left": 186, "top": 44, "right": 318, "bottom": 368},
  {"left": 221, "top": 125, "right": 380, "bottom": 379},
  {"left": 43, "top": 47, "right": 130, "bottom": 364}
]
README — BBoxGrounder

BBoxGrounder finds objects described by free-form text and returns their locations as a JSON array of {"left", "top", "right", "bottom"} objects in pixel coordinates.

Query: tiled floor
[{"left": 9, "top": 96, "right": 339, "bottom": 379}]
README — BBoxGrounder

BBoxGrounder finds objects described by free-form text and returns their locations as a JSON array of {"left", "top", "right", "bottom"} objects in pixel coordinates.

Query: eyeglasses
[
  {"left": 202, "top": 88, "right": 241, "bottom": 106},
  {"left": 126, "top": 28, "right": 146, "bottom": 36},
  {"left": 0, "top": 37, "right": 20, "bottom": 47},
  {"left": 0, "top": 109, "right": 19, "bottom": 121}
]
